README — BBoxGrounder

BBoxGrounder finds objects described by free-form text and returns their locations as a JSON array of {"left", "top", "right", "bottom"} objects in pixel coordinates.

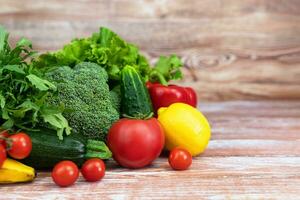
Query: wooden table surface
[{"left": 1, "top": 100, "right": 299, "bottom": 200}]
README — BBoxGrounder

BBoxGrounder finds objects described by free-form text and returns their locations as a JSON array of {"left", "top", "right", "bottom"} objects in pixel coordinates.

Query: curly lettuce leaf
[{"left": 33, "top": 27, "right": 183, "bottom": 85}]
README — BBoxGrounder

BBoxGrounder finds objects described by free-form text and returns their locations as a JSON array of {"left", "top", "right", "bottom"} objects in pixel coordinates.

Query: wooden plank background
[{"left": 0, "top": 0, "right": 300, "bottom": 101}]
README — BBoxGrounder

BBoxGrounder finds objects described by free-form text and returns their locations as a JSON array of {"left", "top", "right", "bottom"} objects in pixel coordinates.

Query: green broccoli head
[{"left": 45, "top": 62, "right": 119, "bottom": 141}]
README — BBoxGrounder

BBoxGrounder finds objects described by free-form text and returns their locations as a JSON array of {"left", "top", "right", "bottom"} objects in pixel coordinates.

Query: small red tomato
[
  {"left": 0, "top": 144, "right": 7, "bottom": 167},
  {"left": 168, "top": 148, "right": 192, "bottom": 170},
  {"left": 0, "top": 130, "right": 9, "bottom": 149},
  {"left": 52, "top": 161, "right": 79, "bottom": 187},
  {"left": 8, "top": 132, "right": 32, "bottom": 159},
  {"left": 81, "top": 158, "right": 105, "bottom": 182}
]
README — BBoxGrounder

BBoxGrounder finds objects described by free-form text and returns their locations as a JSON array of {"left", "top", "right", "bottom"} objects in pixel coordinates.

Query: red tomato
[
  {"left": 0, "top": 130, "right": 9, "bottom": 149},
  {"left": 108, "top": 118, "right": 165, "bottom": 168},
  {"left": 168, "top": 148, "right": 192, "bottom": 170},
  {"left": 81, "top": 158, "right": 105, "bottom": 182},
  {"left": 52, "top": 161, "right": 79, "bottom": 187},
  {"left": 8, "top": 132, "right": 32, "bottom": 159},
  {"left": 0, "top": 144, "right": 6, "bottom": 167}
]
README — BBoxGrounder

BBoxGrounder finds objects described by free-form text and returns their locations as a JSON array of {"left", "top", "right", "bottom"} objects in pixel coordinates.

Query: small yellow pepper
[{"left": 157, "top": 103, "right": 211, "bottom": 156}]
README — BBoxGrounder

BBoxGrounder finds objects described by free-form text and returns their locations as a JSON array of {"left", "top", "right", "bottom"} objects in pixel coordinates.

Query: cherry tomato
[
  {"left": 8, "top": 132, "right": 32, "bottom": 159},
  {"left": 52, "top": 161, "right": 79, "bottom": 187},
  {"left": 0, "top": 130, "right": 9, "bottom": 149},
  {"left": 0, "top": 144, "right": 6, "bottom": 167},
  {"left": 168, "top": 148, "right": 192, "bottom": 170},
  {"left": 81, "top": 158, "right": 105, "bottom": 182},
  {"left": 108, "top": 118, "right": 165, "bottom": 168}
]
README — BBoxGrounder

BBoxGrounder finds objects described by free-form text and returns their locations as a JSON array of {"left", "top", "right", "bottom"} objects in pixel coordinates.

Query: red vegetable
[
  {"left": 0, "top": 130, "right": 9, "bottom": 149},
  {"left": 0, "top": 144, "right": 6, "bottom": 167},
  {"left": 168, "top": 148, "right": 192, "bottom": 170},
  {"left": 8, "top": 132, "right": 32, "bottom": 159},
  {"left": 146, "top": 82, "right": 197, "bottom": 114},
  {"left": 81, "top": 158, "right": 105, "bottom": 182},
  {"left": 108, "top": 118, "right": 165, "bottom": 169},
  {"left": 52, "top": 161, "right": 79, "bottom": 187}
]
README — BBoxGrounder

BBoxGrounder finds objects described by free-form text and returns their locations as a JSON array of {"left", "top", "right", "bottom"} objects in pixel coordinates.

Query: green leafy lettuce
[{"left": 33, "top": 27, "right": 183, "bottom": 86}]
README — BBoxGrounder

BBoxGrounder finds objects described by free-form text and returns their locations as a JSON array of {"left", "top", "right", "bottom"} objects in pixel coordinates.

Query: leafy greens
[
  {"left": 33, "top": 27, "right": 183, "bottom": 86},
  {"left": 0, "top": 26, "right": 71, "bottom": 139}
]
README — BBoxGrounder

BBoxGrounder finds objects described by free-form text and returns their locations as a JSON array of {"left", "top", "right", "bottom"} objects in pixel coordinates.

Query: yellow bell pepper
[{"left": 157, "top": 103, "right": 211, "bottom": 156}]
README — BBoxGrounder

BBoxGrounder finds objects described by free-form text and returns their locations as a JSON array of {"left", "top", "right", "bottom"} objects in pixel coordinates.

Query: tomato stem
[{"left": 0, "top": 136, "right": 12, "bottom": 150}]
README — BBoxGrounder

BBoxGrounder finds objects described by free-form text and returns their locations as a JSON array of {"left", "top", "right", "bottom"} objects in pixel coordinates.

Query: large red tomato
[{"left": 107, "top": 118, "right": 165, "bottom": 168}]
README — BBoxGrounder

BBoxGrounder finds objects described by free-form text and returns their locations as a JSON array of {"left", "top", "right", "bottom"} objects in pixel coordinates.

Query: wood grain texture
[
  {"left": 0, "top": 0, "right": 300, "bottom": 100},
  {"left": 0, "top": 101, "right": 299, "bottom": 199}
]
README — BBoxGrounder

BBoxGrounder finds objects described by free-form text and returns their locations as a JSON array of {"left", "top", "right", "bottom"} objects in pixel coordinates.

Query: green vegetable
[
  {"left": 109, "top": 86, "right": 121, "bottom": 113},
  {"left": 149, "top": 55, "right": 183, "bottom": 85},
  {"left": 0, "top": 26, "right": 71, "bottom": 139},
  {"left": 44, "top": 62, "right": 119, "bottom": 141},
  {"left": 121, "top": 65, "right": 153, "bottom": 119},
  {"left": 23, "top": 129, "right": 112, "bottom": 169},
  {"left": 33, "top": 27, "right": 183, "bottom": 86}
]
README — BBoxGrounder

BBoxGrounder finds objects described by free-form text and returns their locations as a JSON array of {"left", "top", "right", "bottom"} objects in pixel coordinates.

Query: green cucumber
[
  {"left": 121, "top": 65, "right": 153, "bottom": 119},
  {"left": 23, "top": 129, "right": 112, "bottom": 169}
]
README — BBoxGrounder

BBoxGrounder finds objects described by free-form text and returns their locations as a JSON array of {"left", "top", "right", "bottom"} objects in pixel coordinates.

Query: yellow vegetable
[
  {"left": 0, "top": 158, "right": 35, "bottom": 184},
  {"left": 157, "top": 103, "right": 211, "bottom": 156}
]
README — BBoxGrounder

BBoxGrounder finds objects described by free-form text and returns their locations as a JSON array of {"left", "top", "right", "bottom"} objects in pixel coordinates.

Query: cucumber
[
  {"left": 121, "top": 65, "right": 153, "bottom": 119},
  {"left": 23, "top": 129, "right": 112, "bottom": 169}
]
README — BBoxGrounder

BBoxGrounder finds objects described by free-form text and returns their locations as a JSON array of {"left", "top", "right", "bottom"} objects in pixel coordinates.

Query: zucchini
[
  {"left": 23, "top": 129, "right": 112, "bottom": 169},
  {"left": 121, "top": 65, "right": 153, "bottom": 119}
]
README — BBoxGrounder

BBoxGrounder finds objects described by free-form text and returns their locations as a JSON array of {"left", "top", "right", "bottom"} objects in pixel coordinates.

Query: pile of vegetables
[{"left": 0, "top": 25, "right": 211, "bottom": 187}]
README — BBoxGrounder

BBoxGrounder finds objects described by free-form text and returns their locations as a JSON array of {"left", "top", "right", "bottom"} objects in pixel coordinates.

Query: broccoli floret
[
  {"left": 109, "top": 86, "right": 121, "bottom": 113},
  {"left": 45, "top": 62, "right": 119, "bottom": 141}
]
